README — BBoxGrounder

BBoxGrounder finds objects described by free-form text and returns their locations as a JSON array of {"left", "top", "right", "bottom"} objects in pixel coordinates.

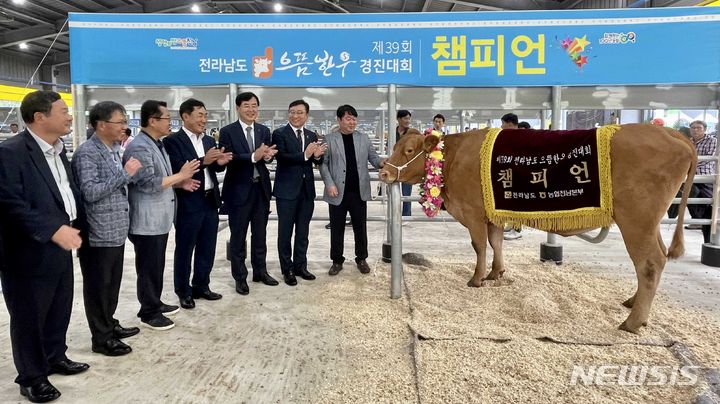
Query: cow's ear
[{"left": 424, "top": 134, "right": 440, "bottom": 153}]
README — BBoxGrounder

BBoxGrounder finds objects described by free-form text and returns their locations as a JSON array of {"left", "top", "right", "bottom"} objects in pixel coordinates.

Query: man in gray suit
[
  {"left": 72, "top": 101, "right": 142, "bottom": 356},
  {"left": 320, "top": 104, "right": 384, "bottom": 276},
  {"left": 123, "top": 100, "right": 199, "bottom": 331}
]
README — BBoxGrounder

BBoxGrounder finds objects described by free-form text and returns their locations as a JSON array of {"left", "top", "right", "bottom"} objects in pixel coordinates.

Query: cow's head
[{"left": 380, "top": 129, "right": 440, "bottom": 184}]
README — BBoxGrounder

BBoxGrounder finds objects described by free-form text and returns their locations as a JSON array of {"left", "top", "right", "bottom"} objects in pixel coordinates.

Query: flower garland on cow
[{"left": 419, "top": 129, "right": 445, "bottom": 217}]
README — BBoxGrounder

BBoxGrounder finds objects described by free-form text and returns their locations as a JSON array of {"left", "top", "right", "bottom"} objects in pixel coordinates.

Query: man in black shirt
[{"left": 319, "top": 105, "right": 384, "bottom": 275}]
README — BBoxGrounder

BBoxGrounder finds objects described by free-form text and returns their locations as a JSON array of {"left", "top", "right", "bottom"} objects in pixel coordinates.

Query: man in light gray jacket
[
  {"left": 123, "top": 100, "right": 199, "bottom": 331},
  {"left": 320, "top": 104, "right": 384, "bottom": 276},
  {"left": 72, "top": 101, "right": 142, "bottom": 357}
]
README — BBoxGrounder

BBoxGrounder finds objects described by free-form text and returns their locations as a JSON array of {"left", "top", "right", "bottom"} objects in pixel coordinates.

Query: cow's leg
[
  {"left": 620, "top": 230, "right": 669, "bottom": 308},
  {"left": 467, "top": 223, "right": 489, "bottom": 287},
  {"left": 617, "top": 226, "right": 667, "bottom": 334},
  {"left": 484, "top": 223, "right": 505, "bottom": 280}
]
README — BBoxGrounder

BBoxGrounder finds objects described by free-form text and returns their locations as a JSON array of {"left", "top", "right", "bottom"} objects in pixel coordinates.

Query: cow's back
[
  {"left": 442, "top": 130, "right": 490, "bottom": 224},
  {"left": 610, "top": 124, "right": 695, "bottom": 228}
]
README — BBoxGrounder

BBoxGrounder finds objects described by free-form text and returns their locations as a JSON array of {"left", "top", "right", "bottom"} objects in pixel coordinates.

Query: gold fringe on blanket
[{"left": 479, "top": 125, "right": 620, "bottom": 232}]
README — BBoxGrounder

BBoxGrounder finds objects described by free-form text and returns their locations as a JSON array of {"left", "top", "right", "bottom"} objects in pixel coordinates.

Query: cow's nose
[{"left": 379, "top": 170, "right": 389, "bottom": 182}]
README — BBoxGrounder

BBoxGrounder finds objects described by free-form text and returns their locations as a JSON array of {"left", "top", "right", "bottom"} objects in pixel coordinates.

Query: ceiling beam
[
  {"left": 0, "top": 6, "right": 55, "bottom": 26},
  {"left": 51, "top": 0, "right": 91, "bottom": 13},
  {"left": 0, "top": 26, "right": 66, "bottom": 49},
  {"left": 317, "top": 0, "right": 351, "bottom": 13},
  {"left": 422, "top": 0, "right": 432, "bottom": 11},
  {"left": 435, "top": 0, "right": 506, "bottom": 11}
]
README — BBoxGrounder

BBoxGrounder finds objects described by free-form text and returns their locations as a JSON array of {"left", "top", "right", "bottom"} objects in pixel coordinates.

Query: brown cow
[{"left": 379, "top": 125, "right": 697, "bottom": 334}]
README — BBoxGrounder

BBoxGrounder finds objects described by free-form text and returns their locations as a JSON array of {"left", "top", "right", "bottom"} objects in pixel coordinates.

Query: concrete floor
[{"left": 1, "top": 198, "right": 719, "bottom": 403}]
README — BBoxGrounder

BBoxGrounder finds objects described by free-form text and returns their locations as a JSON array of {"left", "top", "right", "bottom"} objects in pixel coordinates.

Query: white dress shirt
[
  {"left": 28, "top": 129, "right": 77, "bottom": 221},
  {"left": 182, "top": 127, "right": 213, "bottom": 191}
]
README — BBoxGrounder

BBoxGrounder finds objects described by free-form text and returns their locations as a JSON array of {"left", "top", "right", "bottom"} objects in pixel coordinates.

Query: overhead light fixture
[
  {"left": 273, "top": 3, "right": 283, "bottom": 12},
  {"left": 191, "top": 4, "right": 201, "bottom": 13},
  {"left": 12, "top": 0, "right": 27, "bottom": 5},
  {"left": 18, "top": 42, "right": 28, "bottom": 50}
]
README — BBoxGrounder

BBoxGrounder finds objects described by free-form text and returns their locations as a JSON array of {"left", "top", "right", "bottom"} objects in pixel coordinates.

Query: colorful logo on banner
[
  {"left": 559, "top": 35, "right": 591, "bottom": 69},
  {"left": 155, "top": 37, "right": 198, "bottom": 50}
]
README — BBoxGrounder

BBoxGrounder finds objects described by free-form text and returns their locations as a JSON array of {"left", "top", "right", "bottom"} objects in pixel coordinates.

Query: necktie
[
  {"left": 296, "top": 129, "right": 303, "bottom": 151},
  {"left": 246, "top": 126, "right": 259, "bottom": 179}
]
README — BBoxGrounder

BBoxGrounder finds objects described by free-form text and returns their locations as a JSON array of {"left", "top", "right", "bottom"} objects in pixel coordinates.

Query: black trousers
[
  {"left": 329, "top": 190, "right": 368, "bottom": 264},
  {"left": 689, "top": 184, "right": 714, "bottom": 243},
  {"left": 228, "top": 183, "right": 269, "bottom": 281},
  {"left": 78, "top": 245, "right": 124, "bottom": 347},
  {"left": 276, "top": 188, "right": 314, "bottom": 275},
  {"left": 128, "top": 233, "right": 169, "bottom": 321},
  {"left": 173, "top": 196, "right": 219, "bottom": 298},
  {"left": 0, "top": 265, "right": 73, "bottom": 386}
]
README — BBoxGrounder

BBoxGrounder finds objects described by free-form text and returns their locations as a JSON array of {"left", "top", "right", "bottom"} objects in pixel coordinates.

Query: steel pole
[
  {"left": 71, "top": 84, "right": 87, "bottom": 148},
  {"left": 389, "top": 182, "right": 403, "bottom": 298}
]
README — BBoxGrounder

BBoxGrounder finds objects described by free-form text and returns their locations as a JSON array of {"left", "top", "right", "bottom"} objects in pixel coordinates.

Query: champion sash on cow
[{"left": 479, "top": 125, "right": 620, "bottom": 231}]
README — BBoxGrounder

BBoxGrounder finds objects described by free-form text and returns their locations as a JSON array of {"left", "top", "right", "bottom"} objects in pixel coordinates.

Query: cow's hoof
[
  {"left": 621, "top": 298, "right": 634, "bottom": 309},
  {"left": 618, "top": 321, "right": 641, "bottom": 334},
  {"left": 467, "top": 279, "right": 482, "bottom": 288}
]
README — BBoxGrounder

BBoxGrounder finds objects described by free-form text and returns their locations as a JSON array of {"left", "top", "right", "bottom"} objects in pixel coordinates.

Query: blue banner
[{"left": 68, "top": 8, "right": 720, "bottom": 87}]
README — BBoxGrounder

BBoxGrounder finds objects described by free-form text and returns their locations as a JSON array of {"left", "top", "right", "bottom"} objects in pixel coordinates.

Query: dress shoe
[
  {"left": 92, "top": 338, "right": 132, "bottom": 357},
  {"left": 356, "top": 259, "right": 371, "bottom": 274},
  {"left": 295, "top": 268, "right": 316, "bottom": 280},
  {"left": 329, "top": 262, "right": 343, "bottom": 276},
  {"left": 113, "top": 324, "right": 140, "bottom": 339},
  {"left": 180, "top": 296, "right": 195, "bottom": 309},
  {"left": 192, "top": 289, "right": 223, "bottom": 300},
  {"left": 48, "top": 359, "right": 89, "bottom": 376},
  {"left": 283, "top": 272, "right": 297, "bottom": 286},
  {"left": 236, "top": 280, "right": 249, "bottom": 295},
  {"left": 252, "top": 273, "right": 279, "bottom": 286},
  {"left": 141, "top": 314, "right": 175, "bottom": 331},
  {"left": 160, "top": 303, "right": 180, "bottom": 316},
  {"left": 20, "top": 381, "right": 60, "bottom": 403}
]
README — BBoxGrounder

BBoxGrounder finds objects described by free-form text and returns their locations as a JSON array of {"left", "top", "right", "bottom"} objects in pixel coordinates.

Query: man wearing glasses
[
  {"left": 689, "top": 120, "right": 717, "bottom": 243},
  {"left": 123, "top": 100, "right": 200, "bottom": 331},
  {"left": 272, "top": 100, "right": 326, "bottom": 286},
  {"left": 219, "top": 92, "right": 278, "bottom": 295},
  {"left": 71, "top": 101, "right": 142, "bottom": 356}
]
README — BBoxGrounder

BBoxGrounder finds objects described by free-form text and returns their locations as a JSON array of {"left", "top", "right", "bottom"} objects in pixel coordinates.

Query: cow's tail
[{"left": 667, "top": 147, "right": 698, "bottom": 259}]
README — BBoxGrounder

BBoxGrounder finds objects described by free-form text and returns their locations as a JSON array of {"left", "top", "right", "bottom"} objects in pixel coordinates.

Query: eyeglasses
[
  {"left": 104, "top": 120, "right": 128, "bottom": 125},
  {"left": 690, "top": 126, "right": 705, "bottom": 130}
]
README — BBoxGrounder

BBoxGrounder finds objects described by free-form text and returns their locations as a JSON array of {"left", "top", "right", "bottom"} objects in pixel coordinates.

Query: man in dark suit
[
  {"left": 0, "top": 90, "right": 89, "bottom": 403},
  {"left": 272, "top": 100, "right": 326, "bottom": 286},
  {"left": 219, "top": 92, "right": 278, "bottom": 295},
  {"left": 163, "top": 98, "right": 232, "bottom": 309}
]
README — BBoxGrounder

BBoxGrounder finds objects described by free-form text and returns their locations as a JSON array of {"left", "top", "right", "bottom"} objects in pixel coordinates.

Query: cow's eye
[{"left": 405, "top": 148, "right": 413, "bottom": 155}]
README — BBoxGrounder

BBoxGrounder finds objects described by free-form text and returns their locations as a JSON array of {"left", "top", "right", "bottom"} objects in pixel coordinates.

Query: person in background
[
  {"left": 320, "top": 104, "right": 384, "bottom": 276},
  {"left": 432, "top": 113, "right": 446, "bottom": 135},
  {"left": 163, "top": 98, "right": 232, "bottom": 310},
  {"left": 500, "top": 113, "right": 523, "bottom": 241},
  {"left": 396, "top": 110, "right": 413, "bottom": 218},
  {"left": 9, "top": 123, "right": 19, "bottom": 135},
  {"left": 688, "top": 120, "right": 717, "bottom": 241},
  {"left": 518, "top": 121, "right": 532, "bottom": 129},
  {"left": 124, "top": 100, "right": 200, "bottom": 331},
  {"left": 0, "top": 90, "right": 89, "bottom": 403},
  {"left": 72, "top": 101, "right": 142, "bottom": 357},
  {"left": 651, "top": 118, "right": 665, "bottom": 126}
]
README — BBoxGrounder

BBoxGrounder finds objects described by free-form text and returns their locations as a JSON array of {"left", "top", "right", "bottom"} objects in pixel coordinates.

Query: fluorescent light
[
  {"left": 12, "top": 0, "right": 26, "bottom": 5},
  {"left": 273, "top": 3, "right": 283, "bottom": 12},
  {"left": 18, "top": 42, "right": 28, "bottom": 50},
  {"left": 190, "top": 4, "right": 201, "bottom": 12}
]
